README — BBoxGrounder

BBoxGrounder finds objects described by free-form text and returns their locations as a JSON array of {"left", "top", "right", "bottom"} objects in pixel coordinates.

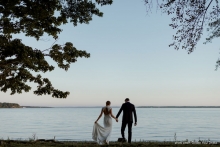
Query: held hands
[
  {"left": 115, "top": 118, "right": 118, "bottom": 122},
  {"left": 95, "top": 120, "right": 98, "bottom": 123},
  {"left": 134, "top": 122, "right": 137, "bottom": 126}
]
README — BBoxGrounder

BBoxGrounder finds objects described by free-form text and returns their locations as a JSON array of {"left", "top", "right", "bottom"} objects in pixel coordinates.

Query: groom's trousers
[{"left": 121, "top": 121, "right": 133, "bottom": 143}]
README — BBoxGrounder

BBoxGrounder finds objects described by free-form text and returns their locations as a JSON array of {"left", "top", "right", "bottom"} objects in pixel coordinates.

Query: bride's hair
[{"left": 104, "top": 101, "right": 111, "bottom": 115}]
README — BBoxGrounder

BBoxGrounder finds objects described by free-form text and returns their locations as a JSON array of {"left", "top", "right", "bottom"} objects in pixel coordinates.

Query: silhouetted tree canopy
[
  {"left": 0, "top": 0, "right": 113, "bottom": 98},
  {"left": 145, "top": 0, "right": 220, "bottom": 68}
]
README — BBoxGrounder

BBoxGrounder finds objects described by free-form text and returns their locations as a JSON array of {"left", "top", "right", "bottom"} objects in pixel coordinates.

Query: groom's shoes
[{"left": 117, "top": 138, "right": 127, "bottom": 142}]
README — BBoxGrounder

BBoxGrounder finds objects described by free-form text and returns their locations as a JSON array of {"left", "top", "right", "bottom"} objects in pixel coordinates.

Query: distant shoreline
[
  {"left": 137, "top": 106, "right": 220, "bottom": 108},
  {"left": 1, "top": 102, "right": 220, "bottom": 109},
  {"left": 22, "top": 106, "right": 220, "bottom": 108},
  {"left": 22, "top": 106, "right": 53, "bottom": 108}
]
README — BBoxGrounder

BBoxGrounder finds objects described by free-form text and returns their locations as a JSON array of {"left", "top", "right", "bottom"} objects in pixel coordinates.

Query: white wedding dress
[{"left": 92, "top": 106, "right": 112, "bottom": 144}]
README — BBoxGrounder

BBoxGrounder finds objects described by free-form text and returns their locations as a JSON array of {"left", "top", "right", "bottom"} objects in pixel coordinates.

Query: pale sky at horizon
[{"left": 1, "top": 0, "right": 220, "bottom": 107}]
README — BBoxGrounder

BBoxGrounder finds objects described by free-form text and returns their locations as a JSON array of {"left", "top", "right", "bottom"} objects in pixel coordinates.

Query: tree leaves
[
  {"left": 49, "top": 42, "right": 90, "bottom": 71},
  {"left": 145, "top": 0, "right": 220, "bottom": 69},
  {"left": 0, "top": 0, "right": 112, "bottom": 98}
]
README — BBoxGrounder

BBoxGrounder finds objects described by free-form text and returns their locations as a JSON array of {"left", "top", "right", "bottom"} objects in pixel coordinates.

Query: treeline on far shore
[
  {"left": 0, "top": 102, "right": 21, "bottom": 108},
  {"left": 0, "top": 102, "right": 52, "bottom": 108}
]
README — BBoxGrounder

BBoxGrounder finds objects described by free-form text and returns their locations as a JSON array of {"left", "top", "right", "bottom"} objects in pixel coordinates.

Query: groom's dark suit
[{"left": 116, "top": 101, "right": 137, "bottom": 143}]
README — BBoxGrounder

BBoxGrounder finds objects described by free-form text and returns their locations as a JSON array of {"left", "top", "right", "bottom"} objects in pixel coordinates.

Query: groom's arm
[
  {"left": 133, "top": 105, "right": 137, "bottom": 125},
  {"left": 116, "top": 104, "right": 123, "bottom": 119}
]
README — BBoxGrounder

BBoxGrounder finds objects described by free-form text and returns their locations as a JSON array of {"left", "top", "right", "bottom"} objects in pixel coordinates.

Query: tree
[
  {"left": 144, "top": 0, "right": 220, "bottom": 68},
  {"left": 0, "top": 0, "right": 113, "bottom": 98}
]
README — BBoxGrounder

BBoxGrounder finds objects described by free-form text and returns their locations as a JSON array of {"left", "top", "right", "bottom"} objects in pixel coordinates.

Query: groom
[{"left": 116, "top": 98, "right": 137, "bottom": 143}]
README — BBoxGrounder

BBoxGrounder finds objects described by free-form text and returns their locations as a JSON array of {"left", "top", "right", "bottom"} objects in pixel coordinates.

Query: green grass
[{"left": 0, "top": 140, "right": 220, "bottom": 147}]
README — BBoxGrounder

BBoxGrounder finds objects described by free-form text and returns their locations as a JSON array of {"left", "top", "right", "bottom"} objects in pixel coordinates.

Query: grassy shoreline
[{"left": 1, "top": 140, "right": 220, "bottom": 147}]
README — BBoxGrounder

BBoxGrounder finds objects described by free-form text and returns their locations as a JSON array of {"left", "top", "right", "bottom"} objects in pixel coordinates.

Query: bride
[{"left": 92, "top": 101, "right": 117, "bottom": 144}]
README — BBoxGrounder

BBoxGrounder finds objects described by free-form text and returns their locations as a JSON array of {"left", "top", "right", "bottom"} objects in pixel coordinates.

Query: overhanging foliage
[{"left": 0, "top": 0, "right": 113, "bottom": 98}]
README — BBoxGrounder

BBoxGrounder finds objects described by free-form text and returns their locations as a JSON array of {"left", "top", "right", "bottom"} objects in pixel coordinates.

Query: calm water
[{"left": 0, "top": 108, "right": 220, "bottom": 142}]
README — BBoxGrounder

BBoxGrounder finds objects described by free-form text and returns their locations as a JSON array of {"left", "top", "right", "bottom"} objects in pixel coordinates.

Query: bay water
[{"left": 0, "top": 108, "right": 220, "bottom": 142}]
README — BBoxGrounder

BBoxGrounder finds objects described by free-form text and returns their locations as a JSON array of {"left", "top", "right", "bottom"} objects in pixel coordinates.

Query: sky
[{"left": 1, "top": 0, "right": 220, "bottom": 107}]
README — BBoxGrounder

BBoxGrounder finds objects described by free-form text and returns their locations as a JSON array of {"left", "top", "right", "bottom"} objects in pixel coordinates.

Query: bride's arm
[
  {"left": 95, "top": 109, "right": 103, "bottom": 123},
  {"left": 110, "top": 109, "right": 117, "bottom": 120}
]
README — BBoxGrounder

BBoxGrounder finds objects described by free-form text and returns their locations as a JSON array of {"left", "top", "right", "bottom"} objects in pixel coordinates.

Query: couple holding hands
[{"left": 92, "top": 98, "right": 137, "bottom": 144}]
